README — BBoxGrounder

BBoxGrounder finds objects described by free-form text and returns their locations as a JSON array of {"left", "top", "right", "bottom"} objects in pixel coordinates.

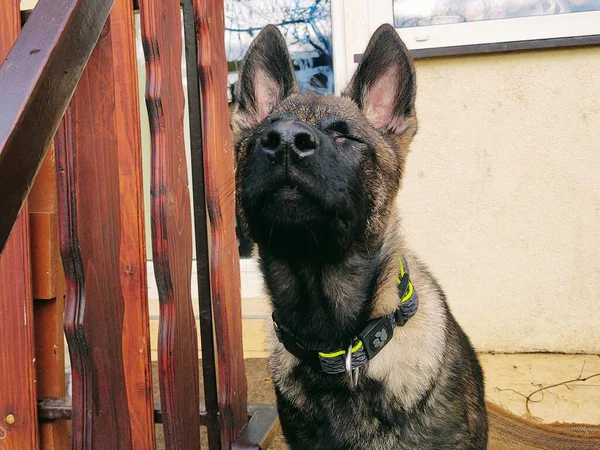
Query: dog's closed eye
[
  {"left": 329, "top": 130, "right": 348, "bottom": 145},
  {"left": 325, "top": 120, "right": 366, "bottom": 147}
]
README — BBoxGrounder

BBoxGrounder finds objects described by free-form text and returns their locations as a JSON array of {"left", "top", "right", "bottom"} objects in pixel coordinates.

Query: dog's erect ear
[
  {"left": 344, "top": 24, "right": 416, "bottom": 136},
  {"left": 234, "top": 25, "right": 298, "bottom": 130}
]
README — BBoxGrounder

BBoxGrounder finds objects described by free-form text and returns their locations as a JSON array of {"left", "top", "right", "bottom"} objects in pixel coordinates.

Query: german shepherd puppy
[{"left": 232, "top": 24, "right": 488, "bottom": 450}]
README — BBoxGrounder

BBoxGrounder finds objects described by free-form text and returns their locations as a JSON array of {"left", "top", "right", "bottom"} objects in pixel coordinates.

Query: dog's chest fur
[{"left": 266, "top": 239, "right": 487, "bottom": 449}]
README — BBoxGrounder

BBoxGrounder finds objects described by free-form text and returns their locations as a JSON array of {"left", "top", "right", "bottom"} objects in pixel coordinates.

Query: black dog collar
[{"left": 273, "top": 258, "right": 418, "bottom": 375}]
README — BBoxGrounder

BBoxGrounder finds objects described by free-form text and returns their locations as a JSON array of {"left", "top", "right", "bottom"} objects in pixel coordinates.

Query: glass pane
[
  {"left": 393, "top": 0, "right": 600, "bottom": 28},
  {"left": 225, "top": 0, "right": 334, "bottom": 100}
]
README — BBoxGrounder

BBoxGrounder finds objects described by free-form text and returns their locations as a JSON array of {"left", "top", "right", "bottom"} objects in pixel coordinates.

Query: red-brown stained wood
[
  {"left": 29, "top": 144, "right": 69, "bottom": 450},
  {"left": 139, "top": 0, "right": 202, "bottom": 448},
  {"left": 109, "top": 1, "right": 156, "bottom": 448},
  {"left": 34, "top": 297, "right": 69, "bottom": 450},
  {"left": 0, "top": 3, "right": 39, "bottom": 450},
  {"left": 54, "top": 2, "right": 155, "bottom": 448},
  {"left": 29, "top": 146, "right": 64, "bottom": 301},
  {"left": 193, "top": 0, "right": 249, "bottom": 446},
  {"left": 0, "top": 210, "right": 39, "bottom": 450},
  {"left": 0, "top": 0, "right": 115, "bottom": 255},
  {"left": 181, "top": 1, "right": 221, "bottom": 448}
]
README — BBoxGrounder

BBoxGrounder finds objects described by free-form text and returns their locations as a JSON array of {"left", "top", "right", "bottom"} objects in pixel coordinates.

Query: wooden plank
[
  {"left": 0, "top": 2, "right": 39, "bottom": 449},
  {"left": 0, "top": 211, "right": 39, "bottom": 450},
  {"left": 29, "top": 146, "right": 63, "bottom": 300},
  {"left": 29, "top": 144, "right": 69, "bottom": 450},
  {"left": 181, "top": 1, "right": 221, "bottom": 448},
  {"left": 0, "top": 0, "right": 115, "bottom": 255},
  {"left": 109, "top": 1, "right": 156, "bottom": 447},
  {"left": 54, "top": 1, "right": 155, "bottom": 447},
  {"left": 193, "top": 0, "right": 249, "bottom": 446},
  {"left": 33, "top": 297, "right": 68, "bottom": 450},
  {"left": 139, "top": 0, "right": 202, "bottom": 448}
]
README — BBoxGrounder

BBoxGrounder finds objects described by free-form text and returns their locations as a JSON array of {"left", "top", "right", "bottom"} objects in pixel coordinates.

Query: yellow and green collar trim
[{"left": 273, "top": 257, "right": 419, "bottom": 375}]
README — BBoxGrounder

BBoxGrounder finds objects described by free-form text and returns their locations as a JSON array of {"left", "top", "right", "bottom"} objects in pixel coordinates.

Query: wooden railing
[
  {"left": 0, "top": 0, "right": 115, "bottom": 255},
  {"left": 0, "top": 0, "right": 277, "bottom": 449}
]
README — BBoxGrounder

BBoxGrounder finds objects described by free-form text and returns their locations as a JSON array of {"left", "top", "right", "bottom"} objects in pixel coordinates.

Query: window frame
[
  {"left": 332, "top": 0, "right": 600, "bottom": 91},
  {"left": 364, "top": 1, "right": 600, "bottom": 50}
]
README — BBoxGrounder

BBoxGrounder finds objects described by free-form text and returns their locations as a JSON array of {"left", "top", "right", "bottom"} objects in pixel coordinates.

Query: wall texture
[
  {"left": 400, "top": 47, "right": 600, "bottom": 353},
  {"left": 20, "top": 0, "right": 37, "bottom": 9}
]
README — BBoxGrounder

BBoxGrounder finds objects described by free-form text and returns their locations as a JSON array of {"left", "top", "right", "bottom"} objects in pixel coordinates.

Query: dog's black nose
[{"left": 260, "top": 120, "right": 318, "bottom": 165}]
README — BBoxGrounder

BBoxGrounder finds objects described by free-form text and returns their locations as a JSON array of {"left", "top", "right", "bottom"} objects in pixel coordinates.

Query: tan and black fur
[{"left": 232, "top": 24, "right": 488, "bottom": 450}]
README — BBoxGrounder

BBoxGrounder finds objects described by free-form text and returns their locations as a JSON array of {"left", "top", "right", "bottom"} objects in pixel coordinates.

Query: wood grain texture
[
  {"left": 29, "top": 145, "right": 69, "bottom": 450},
  {"left": 34, "top": 296, "right": 68, "bottom": 450},
  {"left": 29, "top": 146, "right": 63, "bottom": 301},
  {"left": 0, "top": 3, "right": 39, "bottom": 449},
  {"left": 193, "top": 0, "right": 249, "bottom": 446},
  {"left": 181, "top": 1, "right": 221, "bottom": 448},
  {"left": 0, "top": 0, "right": 114, "bottom": 255},
  {"left": 7, "top": 18, "right": 62, "bottom": 450},
  {"left": 0, "top": 210, "right": 38, "bottom": 450},
  {"left": 54, "top": 2, "right": 155, "bottom": 448},
  {"left": 139, "top": 0, "right": 202, "bottom": 448},
  {"left": 109, "top": 1, "right": 156, "bottom": 448}
]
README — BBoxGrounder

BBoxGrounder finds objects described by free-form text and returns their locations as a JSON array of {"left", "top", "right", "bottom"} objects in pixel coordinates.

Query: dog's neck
[{"left": 258, "top": 214, "right": 404, "bottom": 352}]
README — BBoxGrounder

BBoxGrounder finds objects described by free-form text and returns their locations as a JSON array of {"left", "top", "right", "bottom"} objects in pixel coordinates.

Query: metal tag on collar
[
  {"left": 358, "top": 315, "right": 395, "bottom": 360},
  {"left": 345, "top": 343, "right": 359, "bottom": 389}
]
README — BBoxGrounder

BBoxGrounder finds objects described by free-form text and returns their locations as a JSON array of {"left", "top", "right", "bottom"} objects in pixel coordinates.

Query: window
[
  {"left": 337, "top": 0, "right": 600, "bottom": 66},
  {"left": 393, "top": 0, "right": 600, "bottom": 28},
  {"left": 225, "top": 0, "right": 335, "bottom": 102}
]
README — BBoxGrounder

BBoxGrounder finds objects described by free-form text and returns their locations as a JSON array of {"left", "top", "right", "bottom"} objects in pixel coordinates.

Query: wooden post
[
  {"left": 54, "top": 1, "right": 156, "bottom": 447},
  {"left": 181, "top": 0, "right": 220, "bottom": 447},
  {"left": 139, "top": 0, "right": 202, "bottom": 448},
  {"left": 29, "top": 145, "right": 69, "bottom": 450},
  {"left": 0, "top": 2, "right": 39, "bottom": 449},
  {"left": 193, "top": 0, "right": 249, "bottom": 447}
]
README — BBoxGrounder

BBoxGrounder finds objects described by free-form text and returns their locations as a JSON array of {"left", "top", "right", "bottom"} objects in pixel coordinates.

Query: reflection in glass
[
  {"left": 393, "top": 0, "right": 600, "bottom": 28},
  {"left": 225, "top": 0, "right": 334, "bottom": 101}
]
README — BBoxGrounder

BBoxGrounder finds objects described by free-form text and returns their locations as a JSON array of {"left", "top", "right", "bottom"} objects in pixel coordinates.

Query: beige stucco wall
[
  {"left": 20, "top": 0, "right": 37, "bottom": 9},
  {"left": 399, "top": 47, "right": 600, "bottom": 353}
]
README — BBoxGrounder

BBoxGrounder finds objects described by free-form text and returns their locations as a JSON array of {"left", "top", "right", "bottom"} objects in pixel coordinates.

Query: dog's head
[{"left": 233, "top": 24, "right": 417, "bottom": 261}]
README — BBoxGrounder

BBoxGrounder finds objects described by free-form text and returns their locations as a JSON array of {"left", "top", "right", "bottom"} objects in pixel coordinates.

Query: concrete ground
[
  {"left": 480, "top": 353, "right": 600, "bottom": 425},
  {"left": 153, "top": 353, "right": 600, "bottom": 449}
]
